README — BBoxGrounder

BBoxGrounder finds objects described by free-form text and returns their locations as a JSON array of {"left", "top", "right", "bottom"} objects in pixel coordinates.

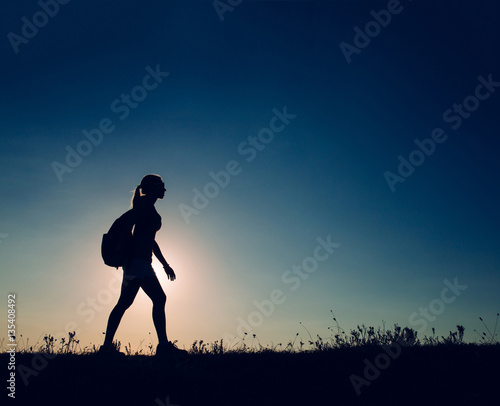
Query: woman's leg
[
  {"left": 103, "top": 277, "right": 141, "bottom": 346},
  {"left": 140, "top": 275, "right": 168, "bottom": 343}
]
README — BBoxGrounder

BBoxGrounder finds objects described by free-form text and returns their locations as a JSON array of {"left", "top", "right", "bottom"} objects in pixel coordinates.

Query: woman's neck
[
  {"left": 144, "top": 195, "right": 157, "bottom": 205},
  {"left": 136, "top": 195, "right": 157, "bottom": 208}
]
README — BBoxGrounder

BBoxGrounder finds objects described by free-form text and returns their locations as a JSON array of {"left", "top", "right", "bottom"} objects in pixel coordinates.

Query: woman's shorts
[{"left": 123, "top": 258, "right": 156, "bottom": 280}]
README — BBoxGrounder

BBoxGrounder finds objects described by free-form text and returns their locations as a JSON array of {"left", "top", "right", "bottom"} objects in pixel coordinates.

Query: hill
[{"left": 2, "top": 343, "right": 499, "bottom": 406}]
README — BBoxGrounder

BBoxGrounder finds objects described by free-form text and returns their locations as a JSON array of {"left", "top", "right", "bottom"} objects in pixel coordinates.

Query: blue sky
[{"left": 1, "top": 0, "right": 499, "bottom": 350}]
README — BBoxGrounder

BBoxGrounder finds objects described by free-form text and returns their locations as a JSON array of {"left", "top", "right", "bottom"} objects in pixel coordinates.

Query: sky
[{"left": 1, "top": 0, "right": 499, "bottom": 352}]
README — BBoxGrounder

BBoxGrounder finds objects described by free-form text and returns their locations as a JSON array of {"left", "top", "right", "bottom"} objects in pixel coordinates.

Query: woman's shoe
[
  {"left": 156, "top": 341, "right": 187, "bottom": 357},
  {"left": 98, "top": 343, "right": 125, "bottom": 357}
]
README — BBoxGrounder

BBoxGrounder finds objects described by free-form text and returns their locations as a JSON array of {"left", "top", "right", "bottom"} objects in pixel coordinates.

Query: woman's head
[{"left": 132, "top": 174, "right": 166, "bottom": 207}]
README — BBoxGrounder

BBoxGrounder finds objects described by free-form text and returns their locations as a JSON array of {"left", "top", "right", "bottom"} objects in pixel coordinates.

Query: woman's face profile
[{"left": 151, "top": 182, "right": 166, "bottom": 199}]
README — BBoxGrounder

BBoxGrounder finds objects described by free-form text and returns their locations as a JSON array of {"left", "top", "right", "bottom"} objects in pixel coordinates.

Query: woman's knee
[
  {"left": 116, "top": 292, "right": 138, "bottom": 310},
  {"left": 115, "top": 298, "right": 134, "bottom": 311},
  {"left": 158, "top": 291, "right": 167, "bottom": 305},
  {"left": 153, "top": 291, "right": 166, "bottom": 307},
  {"left": 115, "top": 279, "right": 140, "bottom": 310}
]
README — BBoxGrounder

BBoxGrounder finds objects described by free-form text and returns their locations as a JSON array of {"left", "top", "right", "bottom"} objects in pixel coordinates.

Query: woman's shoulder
[{"left": 133, "top": 199, "right": 160, "bottom": 218}]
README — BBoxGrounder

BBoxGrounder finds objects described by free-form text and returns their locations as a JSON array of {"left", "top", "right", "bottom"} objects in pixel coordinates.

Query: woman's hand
[{"left": 163, "top": 264, "right": 176, "bottom": 281}]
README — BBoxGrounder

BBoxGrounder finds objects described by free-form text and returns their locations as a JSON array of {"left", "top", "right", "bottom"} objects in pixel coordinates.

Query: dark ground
[{"left": 3, "top": 344, "right": 499, "bottom": 406}]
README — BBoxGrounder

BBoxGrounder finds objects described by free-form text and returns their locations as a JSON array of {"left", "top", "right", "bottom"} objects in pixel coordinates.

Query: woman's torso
[{"left": 130, "top": 201, "right": 161, "bottom": 261}]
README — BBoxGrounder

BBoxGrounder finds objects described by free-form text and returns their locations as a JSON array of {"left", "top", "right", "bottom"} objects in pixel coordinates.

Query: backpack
[{"left": 101, "top": 209, "right": 137, "bottom": 269}]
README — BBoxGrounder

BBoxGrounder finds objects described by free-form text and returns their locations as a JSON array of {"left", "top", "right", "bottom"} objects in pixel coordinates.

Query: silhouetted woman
[{"left": 101, "top": 174, "right": 183, "bottom": 355}]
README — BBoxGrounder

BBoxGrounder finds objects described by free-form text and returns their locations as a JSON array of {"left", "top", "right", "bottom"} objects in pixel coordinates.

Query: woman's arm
[
  {"left": 153, "top": 240, "right": 176, "bottom": 281},
  {"left": 152, "top": 240, "right": 168, "bottom": 267}
]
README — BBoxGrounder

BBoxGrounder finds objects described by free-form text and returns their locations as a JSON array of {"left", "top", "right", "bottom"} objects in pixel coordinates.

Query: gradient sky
[{"left": 1, "top": 0, "right": 499, "bottom": 351}]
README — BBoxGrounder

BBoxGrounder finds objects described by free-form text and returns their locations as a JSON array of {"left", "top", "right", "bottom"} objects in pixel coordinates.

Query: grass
[
  {"left": 4, "top": 311, "right": 498, "bottom": 355},
  {"left": 2, "top": 313, "right": 499, "bottom": 406}
]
